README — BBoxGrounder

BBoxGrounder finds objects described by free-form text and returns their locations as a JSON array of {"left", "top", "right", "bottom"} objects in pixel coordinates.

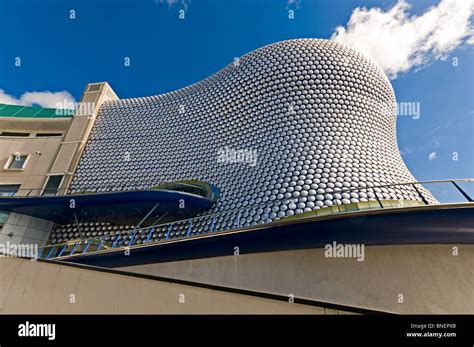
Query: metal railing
[
  {"left": 35, "top": 178, "right": 473, "bottom": 260},
  {"left": 3, "top": 181, "right": 218, "bottom": 199}
]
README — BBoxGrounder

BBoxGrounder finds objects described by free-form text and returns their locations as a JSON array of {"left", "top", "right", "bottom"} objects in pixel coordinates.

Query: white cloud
[
  {"left": 399, "top": 146, "right": 413, "bottom": 156},
  {"left": 0, "top": 89, "right": 75, "bottom": 108},
  {"left": 287, "top": 0, "right": 302, "bottom": 9},
  {"left": 428, "top": 151, "right": 437, "bottom": 160},
  {"left": 158, "top": 0, "right": 190, "bottom": 11},
  {"left": 331, "top": 0, "right": 474, "bottom": 78}
]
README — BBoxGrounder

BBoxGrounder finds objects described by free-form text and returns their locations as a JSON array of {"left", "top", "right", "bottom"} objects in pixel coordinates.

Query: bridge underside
[{"left": 0, "top": 189, "right": 214, "bottom": 225}]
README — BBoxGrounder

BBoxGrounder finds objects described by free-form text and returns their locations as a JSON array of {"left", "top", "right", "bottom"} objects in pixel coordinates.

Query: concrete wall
[
  {"left": 121, "top": 244, "right": 474, "bottom": 314},
  {"left": 0, "top": 214, "right": 53, "bottom": 247},
  {"left": 0, "top": 120, "right": 70, "bottom": 195},
  {"left": 0, "top": 119, "right": 71, "bottom": 246},
  {"left": 50, "top": 82, "right": 118, "bottom": 192},
  {"left": 0, "top": 82, "right": 118, "bottom": 248},
  {"left": 0, "top": 256, "right": 343, "bottom": 314}
]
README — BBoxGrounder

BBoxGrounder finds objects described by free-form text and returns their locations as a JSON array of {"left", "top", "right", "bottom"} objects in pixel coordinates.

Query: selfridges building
[{"left": 50, "top": 38, "right": 436, "bottom": 244}]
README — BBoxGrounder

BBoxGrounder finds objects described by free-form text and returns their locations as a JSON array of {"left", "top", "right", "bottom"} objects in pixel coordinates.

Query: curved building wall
[{"left": 58, "top": 39, "right": 434, "bottom": 245}]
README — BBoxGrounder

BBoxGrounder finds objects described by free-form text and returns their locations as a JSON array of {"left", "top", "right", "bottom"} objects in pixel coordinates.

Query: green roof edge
[{"left": 0, "top": 103, "right": 74, "bottom": 118}]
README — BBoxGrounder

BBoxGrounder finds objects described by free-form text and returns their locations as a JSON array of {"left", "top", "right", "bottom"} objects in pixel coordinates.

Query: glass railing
[
  {"left": 37, "top": 178, "right": 473, "bottom": 260},
  {"left": 150, "top": 180, "right": 220, "bottom": 201}
]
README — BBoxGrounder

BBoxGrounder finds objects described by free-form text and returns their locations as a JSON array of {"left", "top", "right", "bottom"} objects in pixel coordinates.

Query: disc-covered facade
[{"left": 50, "top": 38, "right": 435, "bottom": 245}]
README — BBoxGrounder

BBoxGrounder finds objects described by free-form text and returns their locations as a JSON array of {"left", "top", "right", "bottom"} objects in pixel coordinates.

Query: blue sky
[{"left": 0, "top": 0, "right": 473, "bottom": 201}]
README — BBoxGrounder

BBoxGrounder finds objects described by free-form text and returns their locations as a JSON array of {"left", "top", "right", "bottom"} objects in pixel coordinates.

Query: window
[
  {"left": 5, "top": 154, "right": 29, "bottom": 170},
  {"left": 0, "top": 184, "right": 20, "bottom": 197},
  {"left": 41, "top": 175, "right": 64, "bottom": 196},
  {"left": 0, "top": 132, "right": 30, "bottom": 137},
  {"left": 35, "top": 133, "right": 63, "bottom": 137},
  {"left": 0, "top": 184, "right": 20, "bottom": 226},
  {"left": 87, "top": 84, "right": 102, "bottom": 92}
]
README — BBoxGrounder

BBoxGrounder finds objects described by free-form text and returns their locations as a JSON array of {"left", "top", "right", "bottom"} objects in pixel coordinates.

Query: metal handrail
[
  {"left": 3, "top": 181, "right": 219, "bottom": 198},
  {"left": 36, "top": 178, "right": 474, "bottom": 259},
  {"left": 334, "top": 178, "right": 473, "bottom": 193}
]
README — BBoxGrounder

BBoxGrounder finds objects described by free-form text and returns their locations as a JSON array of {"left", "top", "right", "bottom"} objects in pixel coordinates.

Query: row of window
[
  {"left": 2, "top": 153, "right": 65, "bottom": 195},
  {"left": 0, "top": 175, "right": 64, "bottom": 226},
  {"left": 2, "top": 149, "right": 65, "bottom": 195},
  {"left": 0, "top": 132, "right": 63, "bottom": 137},
  {"left": 1, "top": 154, "right": 64, "bottom": 224},
  {"left": 0, "top": 175, "right": 63, "bottom": 198}
]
